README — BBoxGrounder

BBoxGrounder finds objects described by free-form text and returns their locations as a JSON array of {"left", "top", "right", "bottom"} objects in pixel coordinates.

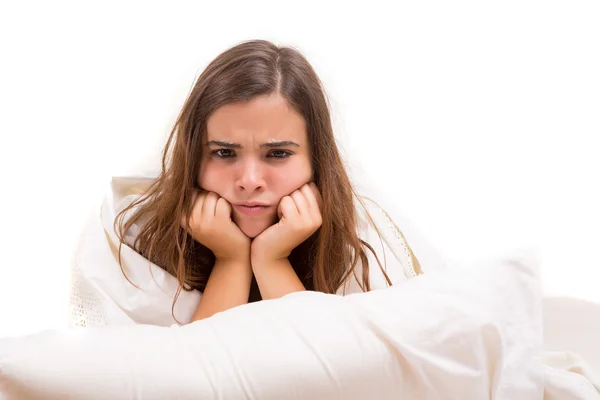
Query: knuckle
[{"left": 218, "top": 197, "right": 231, "bottom": 211}]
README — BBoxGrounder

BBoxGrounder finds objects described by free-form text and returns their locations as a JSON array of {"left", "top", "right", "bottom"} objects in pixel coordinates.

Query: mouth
[{"left": 233, "top": 204, "right": 271, "bottom": 216}]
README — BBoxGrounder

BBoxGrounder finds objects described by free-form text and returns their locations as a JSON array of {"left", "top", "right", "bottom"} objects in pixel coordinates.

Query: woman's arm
[
  {"left": 191, "top": 257, "right": 253, "bottom": 321},
  {"left": 182, "top": 192, "right": 253, "bottom": 322},
  {"left": 252, "top": 258, "right": 306, "bottom": 300},
  {"left": 248, "top": 183, "right": 322, "bottom": 300}
]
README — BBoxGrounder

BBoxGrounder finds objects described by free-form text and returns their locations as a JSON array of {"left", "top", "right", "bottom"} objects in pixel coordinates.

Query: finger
[
  {"left": 299, "top": 183, "right": 321, "bottom": 214},
  {"left": 181, "top": 191, "right": 201, "bottom": 229},
  {"left": 191, "top": 191, "right": 206, "bottom": 220},
  {"left": 300, "top": 184, "right": 323, "bottom": 229},
  {"left": 215, "top": 197, "right": 232, "bottom": 221},
  {"left": 290, "top": 189, "right": 310, "bottom": 216},
  {"left": 278, "top": 196, "right": 298, "bottom": 220},
  {"left": 201, "top": 192, "right": 219, "bottom": 219},
  {"left": 309, "top": 182, "right": 323, "bottom": 210}
]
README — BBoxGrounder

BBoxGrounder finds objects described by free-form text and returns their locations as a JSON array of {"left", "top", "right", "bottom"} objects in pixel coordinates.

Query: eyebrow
[{"left": 207, "top": 140, "right": 300, "bottom": 149}]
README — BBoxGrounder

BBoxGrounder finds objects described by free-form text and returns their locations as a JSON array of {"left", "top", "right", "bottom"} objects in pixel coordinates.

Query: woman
[{"left": 71, "top": 39, "right": 420, "bottom": 328}]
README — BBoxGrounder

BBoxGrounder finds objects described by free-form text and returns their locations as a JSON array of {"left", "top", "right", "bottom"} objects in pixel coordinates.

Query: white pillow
[{"left": 0, "top": 248, "right": 543, "bottom": 400}]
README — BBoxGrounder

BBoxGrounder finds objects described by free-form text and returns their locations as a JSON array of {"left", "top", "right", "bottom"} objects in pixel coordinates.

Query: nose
[{"left": 236, "top": 158, "right": 266, "bottom": 193}]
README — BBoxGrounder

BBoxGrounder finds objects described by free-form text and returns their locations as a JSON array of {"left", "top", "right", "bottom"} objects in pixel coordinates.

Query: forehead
[{"left": 206, "top": 94, "right": 307, "bottom": 143}]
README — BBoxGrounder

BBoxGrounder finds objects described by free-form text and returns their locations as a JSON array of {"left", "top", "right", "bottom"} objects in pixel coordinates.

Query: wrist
[
  {"left": 215, "top": 252, "right": 251, "bottom": 267},
  {"left": 251, "top": 246, "right": 290, "bottom": 267},
  {"left": 251, "top": 256, "right": 289, "bottom": 272},
  {"left": 251, "top": 257, "right": 305, "bottom": 300}
]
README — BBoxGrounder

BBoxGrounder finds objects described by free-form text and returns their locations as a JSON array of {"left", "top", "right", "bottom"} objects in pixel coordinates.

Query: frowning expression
[{"left": 198, "top": 94, "right": 313, "bottom": 238}]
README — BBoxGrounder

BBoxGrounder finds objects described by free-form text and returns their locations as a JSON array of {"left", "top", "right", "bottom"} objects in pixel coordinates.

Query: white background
[{"left": 1, "top": 1, "right": 598, "bottom": 337}]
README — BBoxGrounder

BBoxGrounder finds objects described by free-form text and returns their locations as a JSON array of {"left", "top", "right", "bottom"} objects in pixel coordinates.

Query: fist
[
  {"left": 180, "top": 191, "right": 251, "bottom": 262},
  {"left": 251, "top": 183, "right": 323, "bottom": 264}
]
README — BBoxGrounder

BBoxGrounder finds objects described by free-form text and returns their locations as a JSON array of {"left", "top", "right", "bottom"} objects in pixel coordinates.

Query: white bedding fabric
[
  {"left": 68, "top": 175, "right": 419, "bottom": 328},
  {"left": 1, "top": 173, "right": 599, "bottom": 398},
  {"left": 1, "top": 249, "right": 543, "bottom": 399},
  {"left": 542, "top": 297, "right": 600, "bottom": 399}
]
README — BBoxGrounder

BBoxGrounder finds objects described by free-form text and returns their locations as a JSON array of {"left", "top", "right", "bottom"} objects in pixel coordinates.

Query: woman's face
[{"left": 198, "top": 94, "right": 313, "bottom": 238}]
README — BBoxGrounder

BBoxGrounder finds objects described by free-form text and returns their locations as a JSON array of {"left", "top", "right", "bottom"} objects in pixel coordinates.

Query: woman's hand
[
  {"left": 181, "top": 191, "right": 251, "bottom": 262},
  {"left": 251, "top": 183, "right": 323, "bottom": 264}
]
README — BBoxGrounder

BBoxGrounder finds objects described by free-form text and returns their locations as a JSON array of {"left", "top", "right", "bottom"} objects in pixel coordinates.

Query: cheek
[
  {"left": 271, "top": 159, "right": 312, "bottom": 194},
  {"left": 198, "top": 162, "right": 228, "bottom": 192}
]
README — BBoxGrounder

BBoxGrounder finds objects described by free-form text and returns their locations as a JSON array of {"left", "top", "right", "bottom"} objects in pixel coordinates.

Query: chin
[
  {"left": 237, "top": 220, "right": 272, "bottom": 239},
  {"left": 233, "top": 211, "right": 277, "bottom": 239}
]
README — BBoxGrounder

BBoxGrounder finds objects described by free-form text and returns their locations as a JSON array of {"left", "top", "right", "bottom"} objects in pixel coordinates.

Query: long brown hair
[{"left": 114, "top": 39, "right": 408, "bottom": 315}]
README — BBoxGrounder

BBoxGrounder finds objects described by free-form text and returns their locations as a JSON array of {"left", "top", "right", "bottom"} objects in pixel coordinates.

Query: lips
[{"left": 233, "top": 204, "right": 271, "bottom": 216}]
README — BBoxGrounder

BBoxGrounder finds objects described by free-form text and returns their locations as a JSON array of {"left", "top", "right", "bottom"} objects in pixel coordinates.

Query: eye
[
  {"left": 268, "top": 150, "right": 291, "bottom": 159},
  {"left": 212, "top": 149, "right": 235, "bottom": 158}
]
